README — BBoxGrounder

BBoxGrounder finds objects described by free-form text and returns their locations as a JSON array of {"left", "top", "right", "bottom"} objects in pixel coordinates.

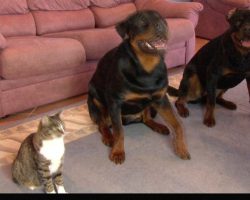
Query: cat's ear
[
  {"left": 54, "top": 111, "right": 63, "bottom": 119},
  {"left": 41, "top": 116, "right": 50, "bottom": 126}
]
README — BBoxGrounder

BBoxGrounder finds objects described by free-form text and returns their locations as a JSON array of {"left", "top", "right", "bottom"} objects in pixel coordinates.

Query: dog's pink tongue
[
  {"left": 242, "top": 41, "right": 250, "bottom": 48},
  {"left": 152, "top": 40, "right": 167, "bottom": 50}
]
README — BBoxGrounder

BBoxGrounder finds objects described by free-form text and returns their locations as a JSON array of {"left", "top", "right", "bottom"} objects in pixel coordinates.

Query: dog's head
[
  {"left": 116, "top": 10, "right": 168, "bottom": 55},
  {"left": 228, "top": 8, "right": 250, "bottom": 50}
]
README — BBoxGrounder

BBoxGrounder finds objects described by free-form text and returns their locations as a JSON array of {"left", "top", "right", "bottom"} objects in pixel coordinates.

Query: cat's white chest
[{"left": 39, "top": 137, "right": 65, "bottom": 174}]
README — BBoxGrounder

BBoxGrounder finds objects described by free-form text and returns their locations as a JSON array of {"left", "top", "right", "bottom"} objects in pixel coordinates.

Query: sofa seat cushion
[
  {"left": 1, "top": 61, "right": 97, "bottom": 91},
  {"left": 0, "top": 36, "right": 85, "bottom": 79},
  {"left": 45, "top": 28, "right": 122, "bottom": 60},
  {"left": 0, "top": 33, "right": 7, "bottom": 49},
  {"left": 167, "top": 18, "right": 195, "bottom": 46}
]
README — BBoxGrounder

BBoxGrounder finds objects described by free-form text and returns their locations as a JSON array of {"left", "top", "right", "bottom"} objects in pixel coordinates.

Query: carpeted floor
[{"left": 0, "top": 71, "right": 250, "bottom": 193}]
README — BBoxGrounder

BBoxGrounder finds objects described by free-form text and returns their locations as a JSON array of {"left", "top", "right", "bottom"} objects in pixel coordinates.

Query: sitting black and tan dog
[
  {"left": 87, "top": 10, "right": 190, "bottom": 164},
  {"left": 168, "top": 8, "right": 250, "bottom": 127}
]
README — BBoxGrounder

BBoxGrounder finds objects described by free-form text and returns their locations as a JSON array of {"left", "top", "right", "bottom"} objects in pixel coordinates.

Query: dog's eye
[{"left": 235, "top": 20, "right": 243, "bottom": 28}]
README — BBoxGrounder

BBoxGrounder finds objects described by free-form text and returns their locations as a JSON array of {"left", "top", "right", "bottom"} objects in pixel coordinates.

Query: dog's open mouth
[
  {"left": 138, "top": 39, "right": 167, "bottom": 53},
  {"left": 241, "top": 40, "right": 250, "bottom": 48},
  {"left": 233, "top": 33, "right": 250, "bottom": 49},
  {"left": 146, "top": 39, "right": 167, "bottom": 51}
]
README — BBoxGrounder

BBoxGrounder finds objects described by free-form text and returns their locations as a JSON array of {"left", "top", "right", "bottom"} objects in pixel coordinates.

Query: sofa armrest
[
  {"left": 135, "top": 0, "right": 203, "bottom": 27},
  {"left": 0, "top": 33, "right": 7, "bottom": 50},
  {"left": 198, "top": 0, "right": 250, "bottom": 16},
  {"left": 220, "top": 0, "right": 250, "bottom": 7}
]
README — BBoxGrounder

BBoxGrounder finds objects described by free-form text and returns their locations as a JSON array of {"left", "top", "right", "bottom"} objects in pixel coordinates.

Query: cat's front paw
[
  {"left": 46, "top": 190, "right": 56, "bottom": 194},
  {"left": 56, "top": 185, "right": 67, "bottom": 193}
]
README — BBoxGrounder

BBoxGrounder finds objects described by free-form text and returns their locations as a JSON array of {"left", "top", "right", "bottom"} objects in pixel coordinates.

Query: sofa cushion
[
  {"left": 0, "top": 0, "right": 29, "bottom": 15},
  {"left": 32, "top": 9, "right": 95, "bottom": 35},
  {"left": 167, "top": 18, "right": 195, "bottom": 46},
  {"left": 27, "top": 0, "right": 90, "bottom": 11},
  {"left": 0, "top": 33, "right": 7, "bottom": 49},
  {"left": 91, "top": 3, "right": 136, "bottom": 27},
  {"left": 0, "top": 36, "right": 86, "bottom": 79},
  {"left": 45, "top": 28, "right": 122, "bottom": 60},
  {"left": 90, "top": 0, "right": 134, "bottom": 8},
  {"left": 0, "top": 13, "right": 36, "bottom": 37}
]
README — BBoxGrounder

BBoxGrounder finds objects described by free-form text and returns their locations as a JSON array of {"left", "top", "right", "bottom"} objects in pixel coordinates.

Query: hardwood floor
[{"left": 0, "top": 37, "right": 209, "bottom": 127}]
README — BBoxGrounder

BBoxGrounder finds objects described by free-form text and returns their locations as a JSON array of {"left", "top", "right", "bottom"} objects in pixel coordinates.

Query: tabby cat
[{"left": 12, "top": 112, "right": 67, "bottom": 193}]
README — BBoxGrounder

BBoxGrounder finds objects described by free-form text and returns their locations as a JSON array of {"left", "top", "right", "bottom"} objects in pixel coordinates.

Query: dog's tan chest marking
[
  {"left": 137, "top": 54, "right": 160, "bottom": 73},
  {"left": 124, "top": 88, "right": 167, "bottom": 102},
  {"left": 123, "top": 92, "right": 150, "bottom": 101},
  {"left": 131, "top": 31, "right": 161, "bottom": 73}
]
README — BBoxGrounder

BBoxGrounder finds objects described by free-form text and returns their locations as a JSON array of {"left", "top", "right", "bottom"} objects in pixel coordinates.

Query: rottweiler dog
[
  {"left": 87, "top": 10, "right": 190, "bottom": 164},
  {"left": 167, "top": 8, "right": 250, "bottom": 127}
]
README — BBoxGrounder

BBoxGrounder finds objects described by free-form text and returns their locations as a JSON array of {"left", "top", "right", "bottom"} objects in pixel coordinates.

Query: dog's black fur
[
  {"left": 87, "top": 10, "right": 190, "bottom": 164},
  {"left": 168, "top": 8, "right": 250, "bottom": 127}
]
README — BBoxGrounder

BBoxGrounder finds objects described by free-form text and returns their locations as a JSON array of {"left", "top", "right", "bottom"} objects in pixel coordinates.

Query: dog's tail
[{"left": 167, "top": 86, "right": 179, "bottom": 97}]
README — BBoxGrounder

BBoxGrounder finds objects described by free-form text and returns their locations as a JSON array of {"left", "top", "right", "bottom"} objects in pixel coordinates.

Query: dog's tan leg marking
[
  {"left": 153, "top": 98, "right": 191, "bottom": 160},
  {"left": 175, "top": 97, "right": 189, "bottom": 118},
  {"left": 186, "top": 74, "right": 203, "bottom": 101},
  {"left": 99, "top": 124, "right": 114, "bottom": 147},
  {"left": 109, "top": 107, "right": 125, "bottom": 164},
  {"left": 109, "top": 125, "right": 125, "bottom": 165},
  {"left": 93, "top": 98, "right": 114, "bottom": 146},
  {"left": 203, "top": 102, "right": 216, "bottom": 127},
  {"left": 142, "top": 107, "right": 170, "bottom": 135},
  {"left": 176, "top": 74, "right": 202, "bottom": 118}
]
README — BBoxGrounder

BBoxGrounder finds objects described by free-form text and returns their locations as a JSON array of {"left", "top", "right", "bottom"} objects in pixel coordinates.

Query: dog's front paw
[
  {"left": 203, "top": 117, "right": 216, "bottom": 127},
  {"left": 175, "top": 102, "right": 189, "bottom": 118},
  {"left": 173, "top": 141, "right": 191, "bottom": 160},
  {"left": 109, "top": 150, "right": 125, "bottom": 164}
]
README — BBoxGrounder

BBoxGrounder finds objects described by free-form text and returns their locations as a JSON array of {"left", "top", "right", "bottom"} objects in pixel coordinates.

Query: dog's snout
[
  {"left": 155, "top": 22, "right": 165, "bottom": 33},
  {"left": 243, "top": 25, "right": 250, "bottom": 34}
]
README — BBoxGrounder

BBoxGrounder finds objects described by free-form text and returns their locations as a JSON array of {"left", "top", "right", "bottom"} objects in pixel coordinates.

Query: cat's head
[{"left": 38, "top": 111, "right": 65, "bottom": 138}]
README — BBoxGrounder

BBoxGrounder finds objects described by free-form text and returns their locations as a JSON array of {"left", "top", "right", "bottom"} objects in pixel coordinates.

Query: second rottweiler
[
  {"left": 87, "top": 10, "right": 190, "bottom": 164},
  {"left": 168, "top": 8, "right": 250, "bottom": 127}
]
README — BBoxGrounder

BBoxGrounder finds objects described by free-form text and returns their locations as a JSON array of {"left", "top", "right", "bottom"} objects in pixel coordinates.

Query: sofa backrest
[
  {"left": 0, "top": 0, "right": 137, "bottom": 37},
  {"left": 27, "top": 0, "right": 95, "bottom": 35},
  {"left": 0, "top": 0, "right": 36, "bottom": 37},
  {"left": 91, "top": 1, "right": 136, "bottom": 28}
]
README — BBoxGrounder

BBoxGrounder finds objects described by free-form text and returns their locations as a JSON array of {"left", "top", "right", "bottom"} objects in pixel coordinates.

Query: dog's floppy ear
[
  {"left": 227, "top": 8, "right": 237, "bottom": 21},
  {"left": 227, "top": 8, "right": 243, "bottom": 29},
  {"left": 116, "top": 20, "right": 129, "bottom": 39}
]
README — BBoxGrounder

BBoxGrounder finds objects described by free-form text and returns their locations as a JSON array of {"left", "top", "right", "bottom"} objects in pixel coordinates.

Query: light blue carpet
[{"left": 1, "top": 81, "right": 250, "bottom": 193}]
